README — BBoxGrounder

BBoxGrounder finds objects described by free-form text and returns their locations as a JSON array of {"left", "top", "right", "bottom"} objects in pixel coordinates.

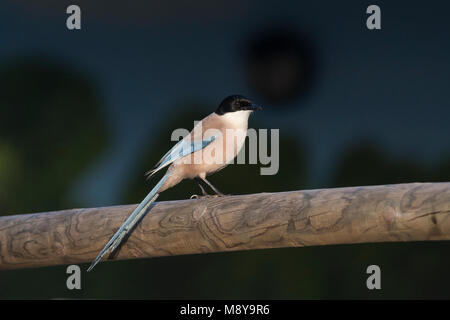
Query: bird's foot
[{"left": 190, "top": 194, "right": 222, "bottom": 199}]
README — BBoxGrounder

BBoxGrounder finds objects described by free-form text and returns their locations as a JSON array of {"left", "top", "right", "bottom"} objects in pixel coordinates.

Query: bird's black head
[{"left": 215, "top": 95, "right": 262, "bottom": 115}]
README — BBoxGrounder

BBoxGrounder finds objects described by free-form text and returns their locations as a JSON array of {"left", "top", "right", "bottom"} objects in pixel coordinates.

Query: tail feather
[{"left": 87, "top": 172, "right": 170, "bottom": 272}]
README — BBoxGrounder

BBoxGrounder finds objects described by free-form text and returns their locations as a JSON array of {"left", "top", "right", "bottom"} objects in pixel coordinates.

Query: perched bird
[{"left": 87, "top": 95, "right": 262, "bottom": 271}]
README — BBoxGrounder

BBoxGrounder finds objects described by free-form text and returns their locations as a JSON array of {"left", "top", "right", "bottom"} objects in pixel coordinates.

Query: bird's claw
[{"left": 190, "top": 194, "right": 223, "bottom": 199}]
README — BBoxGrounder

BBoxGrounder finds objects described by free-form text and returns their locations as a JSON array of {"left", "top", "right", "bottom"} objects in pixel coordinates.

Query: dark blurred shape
[
  {"left": 435, "top": 155, "right": 450, "bottom": 182},
  {"left": 243, "top": 26, "right": 316, "bottom": 106},
  {"left": 0, "top": 57, "right": 108, "bottom": 214}
]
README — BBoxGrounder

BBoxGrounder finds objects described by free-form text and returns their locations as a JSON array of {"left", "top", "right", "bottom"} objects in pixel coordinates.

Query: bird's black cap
[{"left": 215, "top": 95, "right": 262, "bottom": 115}]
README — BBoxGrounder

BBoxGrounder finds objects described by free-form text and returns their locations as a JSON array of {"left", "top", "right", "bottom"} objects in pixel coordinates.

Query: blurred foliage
[
  {"left": 332, "top": 141, "right": 450, "bottom": 187},
  {"left": 0, "top": 57, "right": 109, "bottom": 214}
]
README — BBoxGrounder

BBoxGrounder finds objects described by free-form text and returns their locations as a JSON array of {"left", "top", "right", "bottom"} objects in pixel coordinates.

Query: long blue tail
[{"left": 87, "top": 173, "right": 170, "bottom": 272}]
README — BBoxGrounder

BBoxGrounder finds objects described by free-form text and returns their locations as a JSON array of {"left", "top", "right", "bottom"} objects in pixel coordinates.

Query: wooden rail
[{"left": 0, "top": 182, "right": 449, "bottom": 270}]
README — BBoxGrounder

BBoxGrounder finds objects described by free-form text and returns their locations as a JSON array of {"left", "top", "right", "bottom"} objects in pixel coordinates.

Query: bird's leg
[
  {"left": 190, "top": 178, "right": 210, "bottom": 199},
  {"left": 196, "top": 178, "right": 209, "bottom": 196},
  {"left": 201, "top": 177, "right": 225, "bottom": 196}
]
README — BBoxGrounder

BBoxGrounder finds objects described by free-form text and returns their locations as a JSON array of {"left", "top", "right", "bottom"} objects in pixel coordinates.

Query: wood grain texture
[{"left": 0, "top": 182, "right": 449, "bottom": 270}]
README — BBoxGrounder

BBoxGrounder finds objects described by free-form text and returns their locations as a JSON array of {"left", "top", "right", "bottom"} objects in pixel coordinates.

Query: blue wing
[{"left": 146, "top": 134, "right": 218, "bottom": 179}]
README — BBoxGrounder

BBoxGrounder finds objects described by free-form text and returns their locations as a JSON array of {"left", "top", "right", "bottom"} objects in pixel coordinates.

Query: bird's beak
[{"left": 247, "top": 104, "right": 262, "bottom": 111}]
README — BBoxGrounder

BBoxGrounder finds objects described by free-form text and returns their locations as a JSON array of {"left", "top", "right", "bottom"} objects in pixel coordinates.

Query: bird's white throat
[{"left": 220, "top": 110, "right": 252, "bottom": 128}]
